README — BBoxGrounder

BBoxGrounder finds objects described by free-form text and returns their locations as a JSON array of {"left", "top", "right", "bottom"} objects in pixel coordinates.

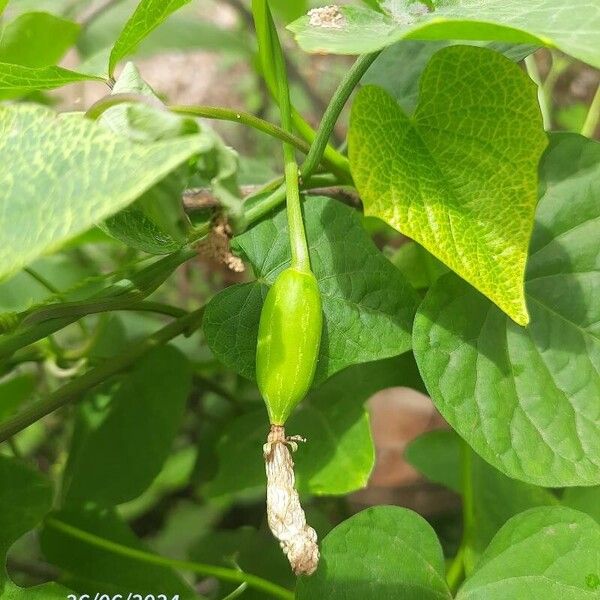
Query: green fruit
[{"left": 256, "top": 267, "right": 322, "bottom": 425}]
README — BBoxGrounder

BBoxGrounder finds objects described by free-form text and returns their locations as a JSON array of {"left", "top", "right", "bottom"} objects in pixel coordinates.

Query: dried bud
[{"left": 263, "top": 425, "right": 319, "bottom": 575}]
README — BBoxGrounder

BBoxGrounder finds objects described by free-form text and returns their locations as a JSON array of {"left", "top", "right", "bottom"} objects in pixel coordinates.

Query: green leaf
[
  {"left": 404, "top": 429, "right": 461, "bottom": 493},
  {"left": 97, "top": 63, "right": 240, "bottom": 250},
  {"left": 456, "top": 507, "right": 600, "bottom": 599},
  {"left": 296, "top": 506, "right": 451, "bottom": 599},
  {"left": 289, "top": 1, "right": 600, "bottom": 68},
  {"left": 349, "top": 45, "right": 546, "bottom": 324},
  {"left": 0, "top": 456, "right": 52, "bottom": 569},
  {"left": 207, "top": 355, "right": 425, "bottom": 498},
  {"left": 563, "top": 487, "right": 600, "bottom": 524},
  {"left": 0, "top": 12, "right": 79, "bottom": 67},
  {"left": 405, "top": 430, "right": 558, "bottom": 559},
  {"left": 0, "top": 104, "right": 206, "bottom": 279},
  {"left": 1, "top": 582, "right": 71, "bottom": 599},
  {"left": 109, "top": 0, "right": 192, "bottom": 76},
  {"left": 413, "top": 133, "right": 600, "bottom": 486},
  {"left": 0, "top": 63, "right": 102, "bottom": 92},
  {"left": 0, "top": 457, "right": 66, "bottom": 600},
  {"left": 62, "top": 345, "right": 192, "bottom": 506},
  {"left": 98, "top": 62, "right": 197, "bottom": 253},
  {"left": 203, "top": 196, "right": 418, "bottom": 384},
  {"left": 362, "top": 40, "right": 536, "bottom": 114},
  {"left": 41, "top": 507, "right": 196, "bottom": 599},
  {"left": 0, "top": 375, "right": 35, "bottom": 422},
  {"left": 390, "top": 242, "right": 447, "bottom": 291}
]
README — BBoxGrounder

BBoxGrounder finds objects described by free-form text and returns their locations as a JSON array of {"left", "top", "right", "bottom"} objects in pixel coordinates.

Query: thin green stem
[
  {"left": 582, "top": 83, "right": 600, "bottom": 138},
  {"left": 170, "top": 104, "right": 311, "bottom": 155},
  {"left": 127, "top": 301, "right": 187, "bottom": 319},
  {"left": 222, "top": 582, "right": 249, "bottom": 599},
  {"left": 301, "top": 52, "right": 379, "bottom": 178},
  {"left": 525, "top": 54, "right": 552, "bottom": 130},
  {"left": 45, "top": 517, "right": 294, "bottom": 600},
  {"left": 86, "top": 95, "right": 326, "bottom": 172},
  {"left": 461, "top": 442, "right": 475, "bottom": 544},
  {"left": 284, "top": 159, "right": 310, "bottom": 270},
  {"left": 193, "top": 373, "right": 238, "bottom": 406},
  {"left": 446, "top": 441, "right": 474, "bottom": 593},
  {"left": 253, "top": 0, "right": 311, "bottom": 271},
  {"left": 244, "top": 51, "right": 379, "bottom": 226},
  {"left": 24, "top": 267, "right": 88, "bottom": 336},
  {"left": 0, "top": 249, "right": 195, "bottom": 360},
  {"left": 250, "top": 0, "right": 348, "bottom": 175},
  {"left": 0, "top": 308, "right": 205, "bottom": 443},
  {"left": 446, "top": 544, "right": 465, "bottom": 595},
  {"left": 23, "top": 267, "right": 60, "bottom": 295}
]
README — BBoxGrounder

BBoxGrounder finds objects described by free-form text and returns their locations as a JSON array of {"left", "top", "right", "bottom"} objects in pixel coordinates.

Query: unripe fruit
[{"left": 256, "top": 267, "right": 322, "bottom": 425}]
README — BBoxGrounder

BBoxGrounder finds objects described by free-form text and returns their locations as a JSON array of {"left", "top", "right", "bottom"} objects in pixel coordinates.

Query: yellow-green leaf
[{"left": 349, "top": 45, "right": 547, "bottom": 324}]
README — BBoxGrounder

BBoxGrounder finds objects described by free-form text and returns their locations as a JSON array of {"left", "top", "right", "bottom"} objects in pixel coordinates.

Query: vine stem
[
  {"left": 447, "top": 440, "right": 475, "bottom": 593},
  {"left": 524, "top": 54, "right": 552, "bottom": 130},
  {"left": 0, "top": 308, "right": 205, "bottom": 443},
  {"left": 582, "top": 82, "right": 600, "bottom": 138},
  {"left": 252, "top": 0, "right": 311, "bottom": 271},
  {"left": 24, "top": 267, "right": 88, "bottom": 336},
  {"left": 169, "top": 104, "right": 312, "bottom": 155},
  {"left": 0, "top": 249, "right": 195, "bottom": 360},
  {"left": 244, "top": 51, "right": 379, "bottom": 226},
  {"left": 86, "top": 92, "right": 350, "bottom": 180},
  {"left": 446, "top": 543, "right": 465, "bottom": 594},
  {"left": 45, "top": 517, "right": 294, "bottom": 600},
  {"left": 249, "top": 1, "right": 348, "bottom": 174}
]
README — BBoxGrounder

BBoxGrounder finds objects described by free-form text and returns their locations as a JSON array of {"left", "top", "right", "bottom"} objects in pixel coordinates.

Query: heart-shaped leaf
[
  {"left": 203, "top": 196, "right": 418, "bottom": 384},
  {"left": 413, "top": 133, "right": 600, "bottom": 486},
  {"left": 456, "top": 507, "right": 600, "bottom": 599},
  {"left": 406, "top": 430, "right": 558, "bottom": 562},
  {"left": 350, "top": 45, "right": 547, "bottom": 324},
  {"left": 362, "top": 40, "right": 536, "bottom": 114},
  {"left": 296, "top": 506, "right": 451, "bottom": 599}
]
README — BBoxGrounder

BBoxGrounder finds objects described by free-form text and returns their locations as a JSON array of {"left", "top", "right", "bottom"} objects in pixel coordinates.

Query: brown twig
[
  {"left": 183, "top": 185, "right": 259, "bottom": 211},
  {"left": 182, "top": 185, "right": 361, "bottom": 213},
  {"left": 304, "top": 185, "right": 361, "bottom": 207}
]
